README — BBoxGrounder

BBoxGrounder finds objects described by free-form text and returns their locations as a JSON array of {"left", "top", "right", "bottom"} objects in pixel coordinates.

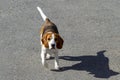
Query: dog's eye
[
  {"left": 48, "top": 38, "right": 51, "bottom": 41},
  {"left": 55, "top": 38, "right": 57, "bottom": 41}
]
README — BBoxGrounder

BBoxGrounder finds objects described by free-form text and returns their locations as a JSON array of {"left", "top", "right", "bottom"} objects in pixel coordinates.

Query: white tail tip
[{"left": 37, "top": 6, "right": 47, "bottom": 21}]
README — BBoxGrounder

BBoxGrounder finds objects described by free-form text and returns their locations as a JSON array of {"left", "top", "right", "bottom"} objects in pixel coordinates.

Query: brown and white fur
[{"left": 37, "top": 6, "right": 64, "bottom": 70}]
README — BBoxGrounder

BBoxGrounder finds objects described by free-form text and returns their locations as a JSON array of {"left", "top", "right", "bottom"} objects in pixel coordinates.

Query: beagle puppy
[{"left": 37, "top": 7, "right": 64, "bottom": 70}]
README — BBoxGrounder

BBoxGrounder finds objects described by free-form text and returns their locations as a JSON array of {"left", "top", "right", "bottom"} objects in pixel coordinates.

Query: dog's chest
[{"left": 46, "top": 49, "right": 58, "bottom": 54}]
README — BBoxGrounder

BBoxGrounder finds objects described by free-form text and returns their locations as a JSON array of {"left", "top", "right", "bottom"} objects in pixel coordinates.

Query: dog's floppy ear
[
  {"left": 41, "top": 34, "right": 49, "bottom": 48},
  {"left": 57, "top": 35, "right": 64, "bottom": 49}
]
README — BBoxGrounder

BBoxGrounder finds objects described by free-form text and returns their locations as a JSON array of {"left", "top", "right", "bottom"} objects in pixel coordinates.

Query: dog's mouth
[
  {"left": 49, "top": 46, "right": 56, "bottom": 50},
  {"left": 51, "top": 47, "right": 55, "bottom": 49}
]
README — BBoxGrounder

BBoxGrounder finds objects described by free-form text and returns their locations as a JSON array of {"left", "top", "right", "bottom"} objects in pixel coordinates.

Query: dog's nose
[{"left": 51, "top": 44, "right": 55, "bottom": 49}]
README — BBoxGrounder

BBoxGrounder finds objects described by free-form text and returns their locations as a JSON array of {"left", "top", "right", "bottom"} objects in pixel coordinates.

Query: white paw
[
  {"left": 55, "top": 65, "right": 59, "bottom": 70},
  {"left": 46, "top": 54, "right": 51, "bottom": 59},
  {"left": 42, "top": 62, "right": 48, "bottom": 68}
]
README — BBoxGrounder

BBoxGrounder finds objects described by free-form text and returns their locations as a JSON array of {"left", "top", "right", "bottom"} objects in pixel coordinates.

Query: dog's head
[{"left": 42, "top": 33, "right": 64, "bottom": 49}]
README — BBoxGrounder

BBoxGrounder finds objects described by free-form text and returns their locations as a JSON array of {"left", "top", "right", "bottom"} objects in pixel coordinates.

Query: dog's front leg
[
  {"left": 41, "top": 46, "right": 48, "bottom": 68},
  {"left": 54, "top": 51, "right": 59, "bottom": 70}
]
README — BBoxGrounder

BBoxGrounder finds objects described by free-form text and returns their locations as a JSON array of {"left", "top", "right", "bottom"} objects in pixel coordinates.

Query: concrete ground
[{"left": 0, "top": 0, "right": 120, "bottom": 80}]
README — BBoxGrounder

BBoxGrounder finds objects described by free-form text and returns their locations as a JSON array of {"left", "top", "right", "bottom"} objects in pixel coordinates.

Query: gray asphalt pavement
[{"left": 0, "top": 0, "right": 120, "bottom": 80}]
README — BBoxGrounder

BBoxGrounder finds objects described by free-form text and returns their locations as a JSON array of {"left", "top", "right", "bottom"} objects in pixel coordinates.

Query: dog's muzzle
[{"left": 51, "top": 44, "right": 55, "bottom": 49}]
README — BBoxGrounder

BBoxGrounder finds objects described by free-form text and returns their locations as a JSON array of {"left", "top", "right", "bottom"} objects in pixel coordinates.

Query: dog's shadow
[{"left": 55, "top": 50, "right": 119, "bottom": 78}]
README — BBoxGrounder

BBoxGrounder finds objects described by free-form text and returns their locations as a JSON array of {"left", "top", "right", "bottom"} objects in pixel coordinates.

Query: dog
[{"left": 37, "top": 6, "right": 64, "bottom": 70}]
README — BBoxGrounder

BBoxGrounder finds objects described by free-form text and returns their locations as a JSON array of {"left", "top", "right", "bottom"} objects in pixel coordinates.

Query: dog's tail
[{"left": 37, "top": 6, "right": 47, "bottom": 21}]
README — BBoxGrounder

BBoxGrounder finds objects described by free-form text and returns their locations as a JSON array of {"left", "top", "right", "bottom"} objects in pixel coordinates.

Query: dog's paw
[
  {"left": 42, "top": 62, "right": 48, "bottom": 68},
  {"left": 55, "top": 65, "right": 59, "bottom": 70},
  {"left": 46, "top": 54, "right": 51, "bottom": 59}
]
